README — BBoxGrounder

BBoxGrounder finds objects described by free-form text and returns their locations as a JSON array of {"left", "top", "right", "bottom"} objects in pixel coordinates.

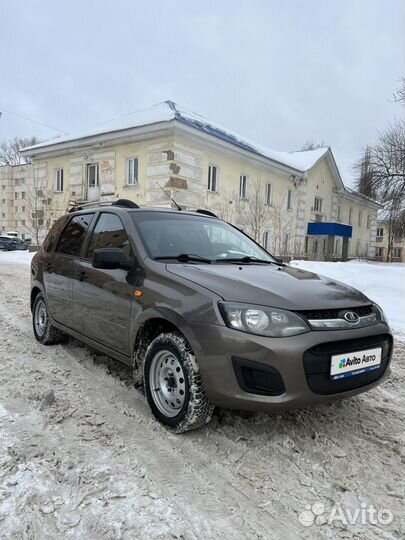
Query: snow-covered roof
[
  {"left": 22, "top": 100, "right": 328, "bottom": 173},
  {"left": 377, "top": 199, "right": 405, "bottom": 221}
]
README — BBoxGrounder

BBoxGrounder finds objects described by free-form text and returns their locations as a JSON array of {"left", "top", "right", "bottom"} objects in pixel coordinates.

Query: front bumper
[{"left": 189, "top": 322, "right": 393, "bottom": 411}]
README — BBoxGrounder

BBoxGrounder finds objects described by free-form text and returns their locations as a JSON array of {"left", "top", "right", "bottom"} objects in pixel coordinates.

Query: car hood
[{"left": 166, "top": 263, "right": 371, "bottom": 310}]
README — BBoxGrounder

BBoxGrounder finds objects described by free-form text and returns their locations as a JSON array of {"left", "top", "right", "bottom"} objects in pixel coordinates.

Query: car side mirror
[
  {"left": 275, "top": 257, "right": 286, "bottom": 265},
  {"left": 92, "top": 248, "right": 136, "bottom": 270}
]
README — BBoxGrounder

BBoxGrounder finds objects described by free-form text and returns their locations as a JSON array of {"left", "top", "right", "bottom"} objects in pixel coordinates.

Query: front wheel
[
  {"left": 144, "top": 332, "right": 214, "bottom": 433},
  {"left": 32, "top": 293, "right": 65, "bottom": 345}
]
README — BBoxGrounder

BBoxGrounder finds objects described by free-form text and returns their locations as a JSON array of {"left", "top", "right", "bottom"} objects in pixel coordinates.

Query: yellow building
[{"left": 21, "top": 101, "right": 380, "bottom": 258}]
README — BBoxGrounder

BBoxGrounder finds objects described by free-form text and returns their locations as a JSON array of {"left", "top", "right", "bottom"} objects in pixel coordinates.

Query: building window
[
  {"left": 265, "top": 183, "right": 272, "bottom": 205},
  {"left": 314, "top": 197, "right": 323, "bottom": 212},
  {"left": 262, "top": 230, "right": 270, "bottom": 250},
  {"left": 21, "top": 192, "right": 25, "bottom": 199},
  {"left": 376, "top": 227, "right": 383, "bottom": 238},
  {"left": 239, "top": 175, "right": 248, "bottom": 199},
  {"left": 337, "top": 205, "right": 341, "bottom": 222},
  {"left": 22, "top": 206, "right": 25, "bottom": 212},
  {"left": 54, "top": 168, "right": 64, "bottom": 192},
  {"left": 392, "top": 247, "right": 401, "bottom": 258},
  {"left": 14, "top": 192, "right": 18, "bottom": 199},
  {"left": 283, "top": 232, "right": 290, "bottom": 253},
  {"left": 208, "top": 165, "right": 218, "bottom": 192},
  {"left": 366, "top": 214, "right": 371, "bottom": 229},
  {"left": 358, "top": 211, "right": 362, "bottom": 227},
  {"left": 376, "top": 247, "right": 383, "bottom": 258},
  {"left": 348, "top": 208, "right": 353, "bottom": 225},
  {"left": 22, "top": 219, "right": 25, "bottom": 226},
  {"left": 127, "top": 157, "right": 138, "bottom": 185},
  {"left": 14, "top": 179, "right": 19, "bottom": 187},
  {"left": 287, "top": 189, "right": 293, "bottom": 210}
]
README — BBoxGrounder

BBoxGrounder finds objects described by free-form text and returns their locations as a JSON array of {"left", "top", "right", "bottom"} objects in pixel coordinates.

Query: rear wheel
[
  {"left": 144, "top": 332, "right": 214, "bottom": 433},
  {"left": 32, "top": 293, "right": 65, "bottom": 345}
]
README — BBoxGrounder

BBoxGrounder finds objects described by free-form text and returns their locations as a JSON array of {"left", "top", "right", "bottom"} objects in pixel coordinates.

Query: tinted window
[
  {"left": 42, "top": 216, "right": 68, "bottom": 252},
  {"left": 87, "top": 213, "right": 132, "bottom": 258},
  {"left": 56, "top": 214, "right": 94, "bottom": 256}
]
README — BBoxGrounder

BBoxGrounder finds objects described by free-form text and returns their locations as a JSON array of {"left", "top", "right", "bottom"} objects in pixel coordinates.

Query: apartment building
[
  {"left": 21, "top": 101, "right": 380, "bottom": 259},
  {"left": 0, "top": 163, "right": 32, "bottom": 239}
]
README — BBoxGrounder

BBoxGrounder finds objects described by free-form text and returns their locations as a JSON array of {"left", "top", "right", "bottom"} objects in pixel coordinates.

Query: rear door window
[
  {"left": 56, "top": 214, "right": 94, "bottom": 257},
  {"left": 86, "top": 213, "right": 133, "bottom": 259}
]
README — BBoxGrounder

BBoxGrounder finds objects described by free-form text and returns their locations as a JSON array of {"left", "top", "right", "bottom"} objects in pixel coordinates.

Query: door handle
[
  {"left": 45, "top": 262, "right": 53, "bottom": 271},
  {"left": 79, "top": 271, "right": 88, "bottom": 282}
]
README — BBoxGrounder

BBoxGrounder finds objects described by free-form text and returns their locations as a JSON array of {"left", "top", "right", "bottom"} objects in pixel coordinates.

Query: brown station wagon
[{"left": 30, "top": 199, "right": 393, "bottom": 432}]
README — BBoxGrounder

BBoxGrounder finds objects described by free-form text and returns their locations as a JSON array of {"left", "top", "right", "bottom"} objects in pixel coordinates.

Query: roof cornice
[{"left": 20, "top": 122, "right": 176, "bottom": 159}]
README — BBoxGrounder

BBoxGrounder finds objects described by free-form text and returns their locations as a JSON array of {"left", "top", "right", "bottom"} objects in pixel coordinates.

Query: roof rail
[
  {"left": 68, "top": 199, "right": 139, "bottom": 213},
  {"left": 195, "top": 209, "right": 218, "bottom": 218}
]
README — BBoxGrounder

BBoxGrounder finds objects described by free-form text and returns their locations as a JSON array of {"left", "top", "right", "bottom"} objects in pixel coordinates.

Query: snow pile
[
  {"left": 290, "top": 260, "right": 405, "bottom": 339},
  {"left": 0, "top": 250, "right": 35, "bottom": 265}
]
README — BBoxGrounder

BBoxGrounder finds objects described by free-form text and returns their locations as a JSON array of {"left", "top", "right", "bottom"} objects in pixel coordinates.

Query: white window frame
[
  {"left": 314, "top": 197, "right": 323, "bottom": 212},
  {"left": 337, "top": 205, "right": 341, "bottom": 222},
  {"left": 287, "top": 189, "right": 293, "bottom": 210},
  {"left": 265, "top": 183, "right": 272, "bottom": 205},
  {"left": 358, "top": 211, "right": 362, "bottom": 227},
  {"left": 376, "top": 227, "right": 384, "bottom": 238},
  {"left": 54, "top": 168, "right": 64, "bottom": 192},
  {"left": 348, "top": 208, "right": 353, "bottom": 225},
  {"left": 376, "top": 247, "right": 383, "bottom": 257},
  {"left": 366, "top": 215, "right": 371, "bottom": 229},
  {"left": 392, "top": 247, "right": 401, "bottom": 258},
  {"left": 208, "top": 165, "right": 218, "bottom": 192},
  {"left": 239, "top": 175, "right": 248, "bottom": 199},
  {"left": 126, "top": 157, "right": 139, "bottom": 186}
]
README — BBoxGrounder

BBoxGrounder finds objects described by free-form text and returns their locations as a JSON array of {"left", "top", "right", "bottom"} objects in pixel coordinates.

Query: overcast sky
[{"left": 1, "top": 0, "right": 404, "bottom": 186}]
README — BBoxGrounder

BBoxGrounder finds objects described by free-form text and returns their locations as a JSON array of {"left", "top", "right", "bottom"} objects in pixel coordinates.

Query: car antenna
[{"left": 155, "top": 181, "right": 182, "bottom": 211}]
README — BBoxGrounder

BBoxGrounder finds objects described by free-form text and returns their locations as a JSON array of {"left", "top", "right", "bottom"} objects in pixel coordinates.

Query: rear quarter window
[{"left": 42, "top": 216, "right": 69, "bottom": 252}]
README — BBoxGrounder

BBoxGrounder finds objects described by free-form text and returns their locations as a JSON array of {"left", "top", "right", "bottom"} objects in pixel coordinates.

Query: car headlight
[
  {"left": 219, "top": 302, "right": 309, "bottom": 337},
  {"left": 374, "top": 303, "right": 389, "bottom": 325}
]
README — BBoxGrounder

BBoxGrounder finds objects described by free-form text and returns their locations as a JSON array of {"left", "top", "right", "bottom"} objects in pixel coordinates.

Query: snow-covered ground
[
  {"left": 290, "top": 260, "right": 405, "bottom": 340},
  {"left": 0, "top": 255, "right": 404, "bottom": 539}
]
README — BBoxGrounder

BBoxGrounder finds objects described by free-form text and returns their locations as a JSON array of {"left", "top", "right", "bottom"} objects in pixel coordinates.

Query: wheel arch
[{"left": 132, "top": 309, "right": 199, "bottom": 386}]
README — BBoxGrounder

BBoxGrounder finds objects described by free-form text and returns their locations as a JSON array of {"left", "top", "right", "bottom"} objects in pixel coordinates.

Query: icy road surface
[{"left": 0, "top": 259, "right": 404, "bottom": 539}]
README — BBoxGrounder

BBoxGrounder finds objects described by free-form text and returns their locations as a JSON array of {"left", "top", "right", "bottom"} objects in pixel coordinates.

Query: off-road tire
[
  {"left": 32, "top": 293, "right": 66, "bottom": 345},
  {"left": 144, "top": 331, "right": 214, "bottom": 433}
]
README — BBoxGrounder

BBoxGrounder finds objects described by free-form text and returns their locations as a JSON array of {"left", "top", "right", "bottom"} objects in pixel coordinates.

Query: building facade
[
  {"left": 0, "top": 163, "right": 33, "bottom": 239},
  {"left": 21, "top": 101, "right": 380, "bottom": 258}
]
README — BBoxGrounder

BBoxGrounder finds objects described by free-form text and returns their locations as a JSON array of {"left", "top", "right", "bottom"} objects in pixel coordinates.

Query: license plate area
[{"left": 330, "top": 347, "right": 382, "bottom": 380}]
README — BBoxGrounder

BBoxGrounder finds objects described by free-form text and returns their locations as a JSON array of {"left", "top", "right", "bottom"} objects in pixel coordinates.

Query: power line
[{"left": 0, "top": 108, "right": 68, "bottom": 134}]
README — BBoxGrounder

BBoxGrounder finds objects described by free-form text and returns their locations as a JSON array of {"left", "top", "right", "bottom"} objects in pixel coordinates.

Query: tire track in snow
[{"left": 0, "top": 264, "right": 299, "bottom": 540}]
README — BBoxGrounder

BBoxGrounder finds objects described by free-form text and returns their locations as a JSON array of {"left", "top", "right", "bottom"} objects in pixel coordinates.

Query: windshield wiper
[
  {"left": 215, "top": 256, "right": 283, "bottom": 266},
  {"left": 154, "top": 253, "right": 212, "bottom": 264}
]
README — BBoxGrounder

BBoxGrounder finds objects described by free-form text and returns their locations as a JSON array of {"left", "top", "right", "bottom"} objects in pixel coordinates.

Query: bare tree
[
  {"left": 393, "top": 78, "right": 405, "bottom": 104},
  {"left": 25, "top": 167, "right": 53, "bottom": 246},
  {"left": 0, "top": 136, "right": 41, "bottom": 166},
  {"left": 301, "top": 140, "right": 327, "bottom": 151},
  {"left": 354, "top": 146, "right": 376, "bottom": 199},
  {"left": 234, "top": 175, "right": 272, "bottom": 242}
]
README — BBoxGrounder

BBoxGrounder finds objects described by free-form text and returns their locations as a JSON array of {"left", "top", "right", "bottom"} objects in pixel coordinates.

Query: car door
[
  {"left": 44, "top": 213, "right": 95, "bottom": 327},
  {"left": 72, "top": 212, "right": 135, "bottom": 355}
]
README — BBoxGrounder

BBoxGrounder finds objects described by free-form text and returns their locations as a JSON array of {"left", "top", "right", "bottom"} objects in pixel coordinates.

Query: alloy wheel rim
[
  {"left": 34, "top": 299, "right": 47, "bottom": 337},
  {"left": 149, "top": 350, "right": 186, "bottom": 417}
]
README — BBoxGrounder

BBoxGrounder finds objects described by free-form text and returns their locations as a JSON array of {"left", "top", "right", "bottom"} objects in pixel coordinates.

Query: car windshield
[{"left": 132, "top": 212, "right": 277, "bottom": 263}]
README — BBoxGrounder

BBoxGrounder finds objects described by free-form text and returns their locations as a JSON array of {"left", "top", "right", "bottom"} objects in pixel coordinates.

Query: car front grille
[
  {"left": 298, "top": 305, "right": 373, "bottom": 320},
  {"left": 303, "top": 333, "right": 392, "bottom": 395}
]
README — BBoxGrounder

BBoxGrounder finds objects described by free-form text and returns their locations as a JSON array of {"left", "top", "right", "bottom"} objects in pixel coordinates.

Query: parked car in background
[
  {"left": 0, "top": 236, "right": 17, "bottom": 251},
  {"left": 13, "top": 238, "right": 28, "bottom": 250}
]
